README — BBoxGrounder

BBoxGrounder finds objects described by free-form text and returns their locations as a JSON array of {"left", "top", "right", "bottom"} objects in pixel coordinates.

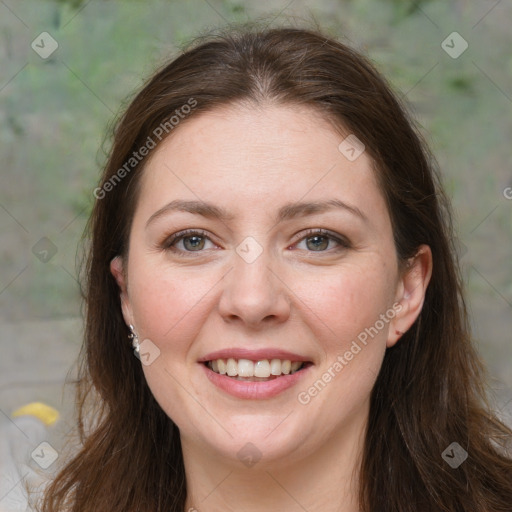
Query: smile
[
  {"left": 205, "top": 358, "right": 310, "bottom": 380},
  {"left": 200, "top": 349, "right": 313, "bottom": 399}
]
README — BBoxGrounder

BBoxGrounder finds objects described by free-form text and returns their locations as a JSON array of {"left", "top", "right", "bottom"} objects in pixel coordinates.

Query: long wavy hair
[{"left": 36, "top": 23, "right": 512, "bottom": 512}]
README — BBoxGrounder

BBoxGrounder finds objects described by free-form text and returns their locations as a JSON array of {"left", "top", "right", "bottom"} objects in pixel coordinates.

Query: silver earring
[{"left": 128, "top": 324, "right": 140, "bottom": 353}]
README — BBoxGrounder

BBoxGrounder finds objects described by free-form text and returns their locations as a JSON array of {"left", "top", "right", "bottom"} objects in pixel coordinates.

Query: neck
[{"left": 181, "top": 403, "right": 367, "bottom": 512}]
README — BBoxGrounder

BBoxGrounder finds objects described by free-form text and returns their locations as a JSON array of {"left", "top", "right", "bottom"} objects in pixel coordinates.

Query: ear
[
  {"left": 110, "top": 255, "right": 134, "bottom": 327},
  {"left": 387, "top": 244, "right": 433, "bottom": 348}
]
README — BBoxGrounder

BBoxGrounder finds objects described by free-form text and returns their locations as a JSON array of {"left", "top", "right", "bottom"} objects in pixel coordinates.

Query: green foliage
[
  {"left": 1, "top": 0, "right": 510, "bottom": 321},
  {"left": 54, "top": 0, "right": 88, "bottom": 8}
]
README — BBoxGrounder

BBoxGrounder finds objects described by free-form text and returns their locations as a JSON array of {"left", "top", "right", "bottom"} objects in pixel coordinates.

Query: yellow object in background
[{"left": 11, "top": 402, "right": 59, "bottom": 426}]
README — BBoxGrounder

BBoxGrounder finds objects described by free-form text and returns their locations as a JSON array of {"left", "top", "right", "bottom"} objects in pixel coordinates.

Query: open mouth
[{"left": 204, "top": 358, "right": 312, "bottom": 381}]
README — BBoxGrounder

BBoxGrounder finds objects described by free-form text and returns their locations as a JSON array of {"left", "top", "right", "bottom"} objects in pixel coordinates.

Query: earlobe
[
  {"left": 387, "top": 245, "right": 433, "bottom": 348},
  {"left": 110, "top": 256, "right": 134, "bottom": 327}
]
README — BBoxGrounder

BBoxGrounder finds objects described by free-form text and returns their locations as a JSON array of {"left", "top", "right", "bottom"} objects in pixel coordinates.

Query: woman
[{"left": 37, "top": 24, "right": 512, "bottom": 512}]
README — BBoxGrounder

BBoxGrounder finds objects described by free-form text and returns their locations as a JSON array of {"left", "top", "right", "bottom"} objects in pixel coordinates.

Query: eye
[
  {"left": 293, "top": 229, "right": 350, "bottom": 252},
  {"left": 162, "top": 229, "right": 217, "bottom": 255},
  {"left": 161, "top": 228, "right": 350, "bottom": 256}
]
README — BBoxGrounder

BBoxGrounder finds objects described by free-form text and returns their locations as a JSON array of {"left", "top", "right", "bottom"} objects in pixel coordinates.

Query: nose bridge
[{"left": 218, "top": 236, "right": 290, "bottom": 326}]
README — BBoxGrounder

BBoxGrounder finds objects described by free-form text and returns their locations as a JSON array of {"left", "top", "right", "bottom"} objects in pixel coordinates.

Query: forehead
[{"left": 135, "top": 103, "right": 386, "bottom": 224}]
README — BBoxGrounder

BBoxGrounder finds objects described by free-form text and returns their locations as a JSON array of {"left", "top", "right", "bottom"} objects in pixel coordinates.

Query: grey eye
[
  {"left": 305, "top": 234, "right": 330, "bottom": 251},
  {"left": 182, "top": 235, "right": 206, "bottom": 251}
]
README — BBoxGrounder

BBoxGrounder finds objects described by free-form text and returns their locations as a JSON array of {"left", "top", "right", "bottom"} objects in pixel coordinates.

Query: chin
[{"left": 186, "top": 415, "right": 315, "bottom": 468}]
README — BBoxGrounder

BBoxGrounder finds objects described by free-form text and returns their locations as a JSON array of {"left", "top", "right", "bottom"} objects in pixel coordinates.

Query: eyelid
[
  {"left": 291, "top": 228, "right": 351, "bottom": 249},
  {"left": 161, "top": 228, "right": 351, "bottom": 255},
  {"left": 161, "top": 229, "right": 215, "bottom": 250}
]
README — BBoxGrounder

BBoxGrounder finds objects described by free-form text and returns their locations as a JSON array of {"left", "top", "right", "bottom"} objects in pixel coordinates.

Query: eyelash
[{"left": 161, "top": 228, "right": 351, "bottom": 257}]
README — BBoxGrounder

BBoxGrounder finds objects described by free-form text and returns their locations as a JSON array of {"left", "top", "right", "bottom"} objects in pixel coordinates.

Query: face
[{"left": 111, "top": 103, "right": 429, "bottom": 468}]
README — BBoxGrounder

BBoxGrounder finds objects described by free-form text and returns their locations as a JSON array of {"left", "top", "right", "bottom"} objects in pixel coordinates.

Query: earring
[{"left": 128, "top": 324, "right": 140, "bottom": 353}]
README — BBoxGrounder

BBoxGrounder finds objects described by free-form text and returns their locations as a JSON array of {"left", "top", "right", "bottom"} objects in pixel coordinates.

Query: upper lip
[{"left": 198, "top": 348, "right": 312, "bottom": 363}]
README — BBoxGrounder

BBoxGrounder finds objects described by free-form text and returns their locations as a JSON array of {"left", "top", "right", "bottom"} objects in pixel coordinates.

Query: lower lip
[{"left": 201, "top": 363, "right": 311, "bottom": 400}]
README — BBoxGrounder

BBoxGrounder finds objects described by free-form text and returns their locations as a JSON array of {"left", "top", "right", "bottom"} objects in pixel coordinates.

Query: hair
[{"left": 36, "top": 22, "right": 512, "bottom": 512}]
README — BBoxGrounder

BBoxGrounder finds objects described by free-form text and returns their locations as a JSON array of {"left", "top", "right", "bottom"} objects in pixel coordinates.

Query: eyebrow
[{"left": 145, "top": 198, "right": 368, "bottom": 228}]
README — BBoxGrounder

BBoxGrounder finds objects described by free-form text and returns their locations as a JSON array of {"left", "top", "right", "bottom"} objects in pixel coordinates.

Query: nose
[{"left": 217, "top": 245, "right": 291, "bottom": 329}]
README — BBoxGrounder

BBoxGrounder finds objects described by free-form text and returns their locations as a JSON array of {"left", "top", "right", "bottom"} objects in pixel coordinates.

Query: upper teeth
[{"left": 208, "top": 358, "right": 303, "bottom": 377}]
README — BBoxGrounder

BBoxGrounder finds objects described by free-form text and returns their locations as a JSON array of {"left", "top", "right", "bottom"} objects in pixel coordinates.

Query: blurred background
[{"left": 0, "top": 0, "right": 511, "bottom": 509}]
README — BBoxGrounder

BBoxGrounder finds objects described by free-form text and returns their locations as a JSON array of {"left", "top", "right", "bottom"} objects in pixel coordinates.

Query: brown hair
[{"left": 37, "top": 23, "right": 512, "bottom": 512}]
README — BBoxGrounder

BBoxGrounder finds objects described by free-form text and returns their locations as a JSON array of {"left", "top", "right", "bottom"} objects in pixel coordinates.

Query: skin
[{"left": 111, "top": 103, "right": 432, "bottom": 512}]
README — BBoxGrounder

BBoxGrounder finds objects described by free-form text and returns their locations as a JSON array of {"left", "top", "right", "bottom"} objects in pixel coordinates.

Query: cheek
[
  {"left": 127, "top": 264, "right": 220, "bottom": 427},
  {"left": 127, "top": 259, "right": 218, "bottom": 348},
  {"left": 294, "top": 268, "right": 392, "bottom": 427},
  {"left": 295, "top": 262, "right": 395, "bottom": 352}
]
